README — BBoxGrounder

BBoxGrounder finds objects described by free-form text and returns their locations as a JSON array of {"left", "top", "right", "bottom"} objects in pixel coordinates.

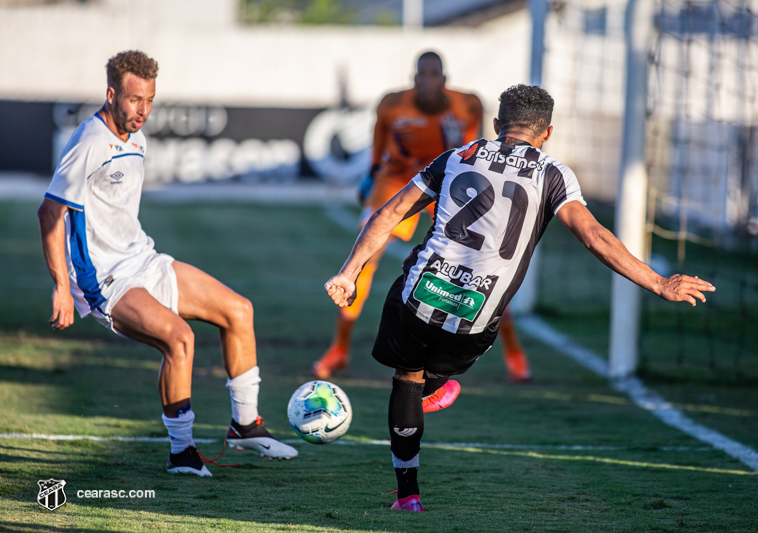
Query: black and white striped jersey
[{"left": 401, "top": 138, "right": 586, "bottom": 334}]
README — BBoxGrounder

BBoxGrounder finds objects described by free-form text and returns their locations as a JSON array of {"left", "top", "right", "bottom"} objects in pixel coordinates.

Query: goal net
[{"left": 536, "top": 0, "right": 758, "bottom": 380}]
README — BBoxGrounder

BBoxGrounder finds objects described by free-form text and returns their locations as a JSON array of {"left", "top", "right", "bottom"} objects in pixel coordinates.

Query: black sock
[
  {"left": 395, "top": 466, "right": 419, "bottom": 499},
  {"left": 389, "top": 377, "right": 424, "bottom": 498},
  {"left": 422, "top": 376, "right": 449, "bottom": 398}
]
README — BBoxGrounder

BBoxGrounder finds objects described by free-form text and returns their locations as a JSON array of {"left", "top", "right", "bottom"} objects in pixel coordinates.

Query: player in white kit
[
  {"left": 325, "top": 85, "right": 716, "bottom": 511},
  {"left": 38, "top": 50, "right": 297, "bottom": 476}
]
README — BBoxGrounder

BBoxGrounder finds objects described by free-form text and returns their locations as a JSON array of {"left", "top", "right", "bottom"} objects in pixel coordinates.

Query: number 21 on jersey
[{"left": 443, "top": 171, "right": 529, "bottom": 260}]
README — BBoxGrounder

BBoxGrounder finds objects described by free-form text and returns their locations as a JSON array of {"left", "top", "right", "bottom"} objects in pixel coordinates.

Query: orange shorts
[{"left": 363, "top": 177, "right": 435, "bottom": 241}]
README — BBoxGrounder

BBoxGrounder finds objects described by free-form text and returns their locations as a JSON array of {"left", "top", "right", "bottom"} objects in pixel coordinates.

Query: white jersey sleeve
[{"left": 45, "top": 127, "right": 109, "bottom": 210}]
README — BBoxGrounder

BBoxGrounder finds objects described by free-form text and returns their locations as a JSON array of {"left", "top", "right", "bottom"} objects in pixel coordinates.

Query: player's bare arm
[
  {"left": 556, "top": 200, "right": 715, "bottom": 305},
  {"left": 371, "top": 95, "right": 394, "bottom": 164},
  {"left": 325, "top": 182, "right": 433, "bottom": 307},
  {"left": 38, "top": 198, "right": 75, "bottom": 329}
]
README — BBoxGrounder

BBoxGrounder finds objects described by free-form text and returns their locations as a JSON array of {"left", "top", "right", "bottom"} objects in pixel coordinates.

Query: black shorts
[{"left": 372, "top": 276, "right": 499, "bottom": 378}]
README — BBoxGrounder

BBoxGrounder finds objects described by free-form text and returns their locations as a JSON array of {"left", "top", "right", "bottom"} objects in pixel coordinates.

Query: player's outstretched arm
[
  {"left": 38, "top": 198, "right": 76, "bottom": 329},
  {"left": 325, "top": 182, "right": 433, "bottom": 307},
  {"left": 556, "top": 200, "right": 715, "bottom": 306}
]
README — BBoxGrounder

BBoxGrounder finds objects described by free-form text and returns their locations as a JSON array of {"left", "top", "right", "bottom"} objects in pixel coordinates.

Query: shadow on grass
[{"left": 0, "top": 522, "right": 132, "bottom": 533}]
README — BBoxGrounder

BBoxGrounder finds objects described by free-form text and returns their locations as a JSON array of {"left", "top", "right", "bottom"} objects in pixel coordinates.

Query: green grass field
[{"left": 1, "top": 199, "right": 757, "bottom": 532}]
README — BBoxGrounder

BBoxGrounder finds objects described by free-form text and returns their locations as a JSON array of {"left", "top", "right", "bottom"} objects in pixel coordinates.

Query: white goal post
[{"left": 609, "top": 0, "right": 655, "bottom": 378}]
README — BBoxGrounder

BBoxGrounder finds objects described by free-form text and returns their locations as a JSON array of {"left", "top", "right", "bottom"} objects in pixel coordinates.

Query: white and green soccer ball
[{"left": 287, "top": 380, "right": 352, "bottom": 444}]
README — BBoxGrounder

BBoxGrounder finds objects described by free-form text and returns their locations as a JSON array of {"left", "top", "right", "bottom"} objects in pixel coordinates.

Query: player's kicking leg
[
  {"left": 172, "top": 261, "right": 297, "bottom": 461},
  {"left": 389, "top": 369, "right": 425, "bottom": 512}
]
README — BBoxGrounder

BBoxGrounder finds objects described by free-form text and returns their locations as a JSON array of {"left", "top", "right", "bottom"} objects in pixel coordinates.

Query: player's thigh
[
  {"left": 111, "top": 287, "right": 191, "bottom": 351},
  {"left": 425, "top": 326, "right": 498, "bottom": 377},
  {"left": 372, "top": 277, "right": 429, "bottom": 372},
  {"left": 172, "top": 261, "right": 250, "bottom": 326}
]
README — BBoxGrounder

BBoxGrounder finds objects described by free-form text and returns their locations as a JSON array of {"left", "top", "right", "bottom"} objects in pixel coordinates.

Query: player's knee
[
  {"left": 163, "top": 321, "right": 194, "bottom": 360},
  {"left": 225, "top": 295, "right": 254, "bottom": 330}
]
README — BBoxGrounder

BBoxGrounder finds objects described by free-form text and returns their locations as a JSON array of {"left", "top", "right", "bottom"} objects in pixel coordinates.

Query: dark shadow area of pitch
[{"left": 0, "top": 523, "right": 132, "bottom": 533}]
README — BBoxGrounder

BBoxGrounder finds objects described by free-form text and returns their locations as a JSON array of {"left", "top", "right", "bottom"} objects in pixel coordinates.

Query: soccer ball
[{"left": 287, "top": 380, "right": 352, "bottom": 444}]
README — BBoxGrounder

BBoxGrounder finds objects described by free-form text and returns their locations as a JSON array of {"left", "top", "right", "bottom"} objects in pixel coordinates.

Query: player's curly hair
[
  {"left": 106, "top": 50, "right": 159, "bottom": 90},
  {"left": 497, "top": 84, "right": 553, "bottom": 136}
]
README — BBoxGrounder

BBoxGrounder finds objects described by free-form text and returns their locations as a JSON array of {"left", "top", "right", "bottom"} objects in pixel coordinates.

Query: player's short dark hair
[
  {"left": 106, "top": 50, "right": 159, "bottom": 90},
  {"left": 417, "top": 50, "right": 443, "bottom": 73},
  {"left": 497, "top": 84, "right": 554, "bottom": 136}
]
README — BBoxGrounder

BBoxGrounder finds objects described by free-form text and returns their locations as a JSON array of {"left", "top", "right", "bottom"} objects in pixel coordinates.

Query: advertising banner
[{"left": 0, "top": 100, "right": 374, "bottom": 187}]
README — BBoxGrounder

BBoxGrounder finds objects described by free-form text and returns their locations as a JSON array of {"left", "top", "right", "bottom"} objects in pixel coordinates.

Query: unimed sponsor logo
[{"left": 413, "top": 272, "right": 484, "bottom": 321}]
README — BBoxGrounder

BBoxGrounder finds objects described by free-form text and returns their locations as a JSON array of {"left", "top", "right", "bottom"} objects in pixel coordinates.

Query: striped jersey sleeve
[
  {"left": 412, "top": 148, "right": 455, "bottom": 198},
  {"left": 544, "top": 160, "right": 586, "bottom": 214}
]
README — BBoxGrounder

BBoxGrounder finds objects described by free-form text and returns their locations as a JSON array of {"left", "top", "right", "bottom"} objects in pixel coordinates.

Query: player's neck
[
  {"left": 497, "top": 133, "right": 540, "bottom": 149},
  {"left": 414, "top": 91, "right": 449, "bottom": 115},
  {"left": 98, "top": 107, "right": 130, "bottom": 143}
]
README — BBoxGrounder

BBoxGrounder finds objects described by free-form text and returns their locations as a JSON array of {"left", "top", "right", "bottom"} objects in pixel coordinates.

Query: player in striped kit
[
  {"left": 38, "top": 50, "right": 297, "bottom": 477},
  {"left": 324, "top": 84, "right": 715, "bottom": 511},
  {"left": 314, "top": 51, "right": 532, "bottom": 387}
]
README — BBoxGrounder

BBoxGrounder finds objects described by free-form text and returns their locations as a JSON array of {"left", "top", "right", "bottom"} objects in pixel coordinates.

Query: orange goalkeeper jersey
[{"left": 372, "top": 87, "right": 483, "bottom": 185}]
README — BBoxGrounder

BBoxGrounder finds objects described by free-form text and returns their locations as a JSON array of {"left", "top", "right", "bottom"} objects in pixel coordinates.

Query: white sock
[
  {"left": 392, "top": 452, "right": 420, "bottom": 469},
  {"left": 226, "top": 365, "right": 260, "bottom": 426},
  {"left": 162, "top": 409, "right": 196, "bottom": 454}
]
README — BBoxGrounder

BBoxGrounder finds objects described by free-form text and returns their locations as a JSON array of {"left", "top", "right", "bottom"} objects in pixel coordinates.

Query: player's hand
[
  {"left": 50, "top": 285, "right": 75, "bottom": 330},
  {"left": 324, "top": 274, "right": 357, "bottom": 308},
  {"left": 357, "top": 173, "right": 375, "bottom": 206},
  {"left": 657, "top": 274, "right": 715, "bottom": 306}
]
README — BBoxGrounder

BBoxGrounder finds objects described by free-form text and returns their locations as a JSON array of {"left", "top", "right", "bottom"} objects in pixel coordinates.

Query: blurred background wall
[{"left": 0, "top": 0, "right": 531, "bottom": 186}]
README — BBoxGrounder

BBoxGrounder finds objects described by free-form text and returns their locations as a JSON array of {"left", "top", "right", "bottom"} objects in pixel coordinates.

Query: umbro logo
[
  {"left": 393, "top": 427, "right": 418, "bottom": 437},
  {"left": 110, "top": 171, "right": 124, "bottom": 182}
]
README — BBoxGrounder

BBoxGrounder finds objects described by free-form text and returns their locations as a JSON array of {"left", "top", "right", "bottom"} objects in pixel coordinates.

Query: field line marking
[
  {"left": 517, "top": 316, "right": 758, "bottom": 472},
  {"left": 1, "top": 433, "right": 751, "bottom": 476},
  {"left": 430, "top": 445, "right": 757, "bottom": 476},
  {"left": 0, "top": 433, "right": 715, "bottom": 452},
  {"left": 323, "top": 205, "right": 758, "bottom": 472},
  {"left": 0, "top": 433, "right": 214, "bottom": 443}
]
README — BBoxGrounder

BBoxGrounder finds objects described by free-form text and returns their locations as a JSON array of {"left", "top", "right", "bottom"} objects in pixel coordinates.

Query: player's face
[
  {"left": 109, "top": 73, "right": 156, "bottom": 136},
  {"left": 414, "top": 57, "right": 445, "bottom": 102}
]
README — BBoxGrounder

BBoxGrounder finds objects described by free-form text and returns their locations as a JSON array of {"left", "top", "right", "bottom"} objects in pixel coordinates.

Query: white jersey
[
  {"left": 45, "top": 114, "right": 156, "bottom": 318},
  {"left": 402, "top": 138, "right": 586, "bottom": 334}
]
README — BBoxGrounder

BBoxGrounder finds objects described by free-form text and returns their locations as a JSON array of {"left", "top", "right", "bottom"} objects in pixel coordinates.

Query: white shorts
[{"left": 74, "top": 252, "right": 179, "bottom": 336}]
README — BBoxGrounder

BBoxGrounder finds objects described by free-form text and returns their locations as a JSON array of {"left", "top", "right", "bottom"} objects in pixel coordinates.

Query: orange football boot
[
  {"left": 422, "top": 380, "right": 461, "bottom": 413},
  {"left": 505, "top": 350, "right": 532, "bottom": 383},
  {"left": 312, "top": 345, "right": 350, "bottom": 380}
]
